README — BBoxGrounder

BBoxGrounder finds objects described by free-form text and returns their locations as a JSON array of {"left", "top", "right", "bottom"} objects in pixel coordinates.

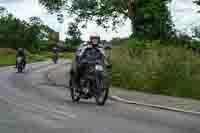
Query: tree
[
  {"left": 29, "top": 17, "right": 43, "bottom": 25},
  {"left": 194, "top": 0, "right": 200, "bottom": 7},
  {"left": 39, "top": 0, "right": 174, "bottom": 40},
  {"left": 0, "top": 9, "right": 54, "bottom": 51},
  {"left": 0, "top": 6, "right": 7, "bottom": 16},
  {"left": 192, "top": 26, "right": 200, "bottom": 39},
  {"left": 67, "top": 22, "right": 81, "bottom": 40},
  {"left": 135, "top": 0, "right": 174, "bottom": 39},
  {"left": 65, "top": 22, "right": 82, "bottom": 46},
  {"left": 194, "top": 0, "right": 200, "bottom": 14},
  {"left": 29, "top": 16, "right": 55, "bottom": 40}
]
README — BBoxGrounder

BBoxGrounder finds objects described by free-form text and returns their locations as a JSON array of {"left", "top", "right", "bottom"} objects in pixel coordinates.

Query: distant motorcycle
[
  {"left": 52, "top": 54, "right": 58, "bottom": 64},
  {"left": 69, "top": 58, "right": 111, "bottom": 106},
  {"left": 16, "top": 56, "right": 24, "bottom": 73}
]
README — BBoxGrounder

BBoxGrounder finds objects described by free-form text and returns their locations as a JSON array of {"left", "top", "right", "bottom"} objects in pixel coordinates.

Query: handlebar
[{"left": 80, "top": 59, "right": 102, "bottom": 65}]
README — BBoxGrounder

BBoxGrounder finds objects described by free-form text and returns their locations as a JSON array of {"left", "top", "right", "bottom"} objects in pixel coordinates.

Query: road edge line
[{"left": 110, "top": 95, "right": 200, "bottom": 116}]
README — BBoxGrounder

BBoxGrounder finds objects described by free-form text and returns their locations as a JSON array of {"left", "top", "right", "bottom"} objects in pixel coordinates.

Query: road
[{"left": 0, "top": 61, "right": 200, "bottom": 133}]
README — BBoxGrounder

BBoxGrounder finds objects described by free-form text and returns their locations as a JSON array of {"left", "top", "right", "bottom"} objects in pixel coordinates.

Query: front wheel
[
  {"left": 69, "top": 78, "right": 80, "bottom": 102},
  {"left": 95, "top": 77, "right": 109, "bottom": 106},
  {"left": 53, "top": 58, "right": 57, "bottom": 64},
  {"left": 17, "top": 65, "right": 23, "bottom": 73},
  {"left": 95, "top": 87, "right": 109, "bottom": 106}
]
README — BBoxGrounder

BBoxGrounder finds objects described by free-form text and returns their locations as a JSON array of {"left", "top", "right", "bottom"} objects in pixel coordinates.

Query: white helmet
[{"left": 89, "top": 33, "right": 100, "bottom": 46}]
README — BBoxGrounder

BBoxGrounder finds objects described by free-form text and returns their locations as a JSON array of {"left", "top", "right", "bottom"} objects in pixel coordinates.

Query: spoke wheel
[
  {"left": 95, "top": 78, "right": 109, "bottom": 106},
  {"left": 69, "top": 78, "right": 80, "bottom": 102}
]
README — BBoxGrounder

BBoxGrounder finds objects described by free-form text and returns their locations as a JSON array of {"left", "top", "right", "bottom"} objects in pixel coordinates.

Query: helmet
[
  {"left": 89, "top": 33, "right": 100, "bottom": 46},
  {"left": 17, "top": 48, "right": 23, "bottom": 53}
]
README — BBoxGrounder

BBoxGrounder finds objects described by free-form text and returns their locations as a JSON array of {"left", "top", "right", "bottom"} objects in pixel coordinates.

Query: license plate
[{"left": 95, "top": 65, "right": 103, "bottom": 71}]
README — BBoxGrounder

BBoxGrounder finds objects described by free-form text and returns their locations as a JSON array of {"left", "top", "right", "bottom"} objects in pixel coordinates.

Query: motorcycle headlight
[
  {"left": 17, "top": 57, "right": 22, "bottom": 62},
  {"left": 95, "top": 65, "right": 103, "bottom": 71}
]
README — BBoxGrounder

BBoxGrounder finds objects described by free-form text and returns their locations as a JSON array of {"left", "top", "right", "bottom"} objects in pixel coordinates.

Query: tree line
[
  {"left": 0, "top": 6, "right": 55, "bottom": 52},
  {"left": 39, "top": 0, "right": 173, "bottom": 40},
  {"left": 2, "top": 1, "right": 200, "bottom": 51},
  {"left": 39, "top": 0, "right": 200, "bottom": 44}
]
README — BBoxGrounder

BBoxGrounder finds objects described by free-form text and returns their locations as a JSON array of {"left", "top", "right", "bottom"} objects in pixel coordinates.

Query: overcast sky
[{"left": 0, "top": 0, "right": 200, "bottom": 41}]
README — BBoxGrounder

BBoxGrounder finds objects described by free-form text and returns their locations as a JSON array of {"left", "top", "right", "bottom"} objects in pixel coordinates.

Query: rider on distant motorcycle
[
  {"left": 70, "top": 33, "right": 107, "bottom": 88},
  {"left": 52, "top": 46, "right": 59, "bottom": 63},
  {"left": 52, "top": 46, "right": 58, "bottom": 54},
  {"left": 16, "top": 48, "right": 26, "bottom": 68},
  {"left": 52, "top": 46, "right": 59, "bottom": 57}
]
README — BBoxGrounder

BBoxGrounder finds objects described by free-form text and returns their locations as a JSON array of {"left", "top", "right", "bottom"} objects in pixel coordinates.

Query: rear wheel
[{"left": 69, "top": 78, "right": 80, "bottom": 102}]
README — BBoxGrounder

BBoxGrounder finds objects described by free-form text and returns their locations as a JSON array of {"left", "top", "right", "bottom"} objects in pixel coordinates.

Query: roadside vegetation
[
  {"left": 0, "top": 48, "right": 45, "bottom": 66},
  {"left": 111, "top": 39, "right": 200, "bottom": 100},
  {"left": 0, "top": 48, "right": 73, "bottom": 66},
  {"left": 0, "top": 7, "right": 73, "bottom": 66}
]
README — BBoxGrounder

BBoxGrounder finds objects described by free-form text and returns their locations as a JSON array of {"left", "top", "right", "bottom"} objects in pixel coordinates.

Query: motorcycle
[
  {"left": 16, "top": 56, "right": 24, "bottom": 73},
  {"left": 52, "top": 54, "right": 58, "bottom": 64},
  {"left": 69, "top": 59, "right": 111, "bottom": 106}
]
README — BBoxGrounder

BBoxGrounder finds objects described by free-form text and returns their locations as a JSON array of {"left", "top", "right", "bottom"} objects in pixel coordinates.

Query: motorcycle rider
[
  {"left": 52, "top": 46, "right": 59, "bottom": 62},
  {"left": 16, "top": 48, "right": 26, "bottom": 69},
  {"left": 70, "top": 33, "right": 107, "bottom": 89},
  {"left": 52, "top": 46, "right": 58, "bottom": 54}
]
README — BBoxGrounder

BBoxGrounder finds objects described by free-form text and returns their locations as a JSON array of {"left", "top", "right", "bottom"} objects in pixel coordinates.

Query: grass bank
[
  {"left": 111, "top": 39, "right": 200, "bottom": 100},
  {"left": 0, "top": 53, "right": 47, "bottom": 66},
  {"left": 0, "top": 48, "right": 74, "bottom": 66},
  {"left": 0, "top": 54, "right": 16, "bottom": 66}
]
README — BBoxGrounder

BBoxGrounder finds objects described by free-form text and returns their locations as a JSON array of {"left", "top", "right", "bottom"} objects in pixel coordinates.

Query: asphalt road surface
[{"left": 0, "top": 61, "right": 200, "bottom": 133}]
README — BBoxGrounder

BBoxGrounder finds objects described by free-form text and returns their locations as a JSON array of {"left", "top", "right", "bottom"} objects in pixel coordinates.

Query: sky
[{"left": 0, "top": 0, "right": 200, "bottom": 41}]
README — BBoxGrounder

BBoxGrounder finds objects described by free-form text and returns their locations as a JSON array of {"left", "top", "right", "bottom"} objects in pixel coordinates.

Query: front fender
[{"left": 95, "top": 71, "right": 104, "bottom": 90}]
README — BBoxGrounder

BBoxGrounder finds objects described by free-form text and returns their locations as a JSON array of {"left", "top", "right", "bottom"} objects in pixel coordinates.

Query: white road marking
[{"left": 111, "top": 96, "right": 200, "bottom": 115}]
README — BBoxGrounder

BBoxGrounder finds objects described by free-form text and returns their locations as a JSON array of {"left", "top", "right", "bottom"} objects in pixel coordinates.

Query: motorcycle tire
[
  {"left": 95, "top": 77, "right": 109, "bottom": 106},
  {"left": 17, "top": 66, "right": 23, "bottom": 73},
  {"left": 69, "top": 78, "right": 80, "bottom": 102}
]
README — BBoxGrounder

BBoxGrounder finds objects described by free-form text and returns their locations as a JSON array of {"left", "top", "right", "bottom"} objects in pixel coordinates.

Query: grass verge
[
  {"left": 111, "top": 39, "right": 200, "bottom": 100},
  {"left": 0, "top": 54, "right": 16, "bottom": 66},
  {"left": 0, "top": 50, "right": 75, "bottom": 67}
]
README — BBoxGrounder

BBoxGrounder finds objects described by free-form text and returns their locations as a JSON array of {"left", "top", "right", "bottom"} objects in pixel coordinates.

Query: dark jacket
[{"left": 16, "top": 50, "right": 25, "bottom": 59}]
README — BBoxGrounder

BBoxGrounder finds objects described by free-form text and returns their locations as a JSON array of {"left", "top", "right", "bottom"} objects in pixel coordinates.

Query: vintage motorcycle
[
  {"left": 52, "top": 53, "right": 58, "bottom": 64},
  {"left": 69, "top": 55, "right": 111, "bottom": 106},
  {"left": 16, "top": 56, "right": 25, "bottom": 73}
]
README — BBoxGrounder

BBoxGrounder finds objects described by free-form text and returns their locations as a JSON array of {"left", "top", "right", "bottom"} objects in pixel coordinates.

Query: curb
[{"left": 110, "top": 95, "right": 200, "bottom": 116}]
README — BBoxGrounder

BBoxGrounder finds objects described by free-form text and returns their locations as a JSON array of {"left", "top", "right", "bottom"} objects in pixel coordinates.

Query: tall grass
[
  {"left": 111, "top": 39, "right": 200, "bottom": 99},
  {"left": 0, "top": 49, "right": 49, "bottom": 66}
]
